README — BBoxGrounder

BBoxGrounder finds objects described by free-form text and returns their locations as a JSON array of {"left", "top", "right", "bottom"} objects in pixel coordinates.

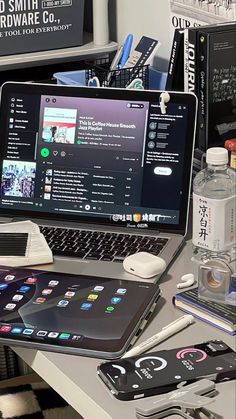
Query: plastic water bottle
[{"left": 192, "top": 147, "right": 236, "bottom": 262}]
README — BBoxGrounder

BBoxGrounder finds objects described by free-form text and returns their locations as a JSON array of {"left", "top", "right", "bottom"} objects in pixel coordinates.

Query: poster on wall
[
  {"left": 169, "top": 0, "right": 236, "bottom": 36},
  {"left": 0, "top": 0, "right": 85, "bottom": 56}
]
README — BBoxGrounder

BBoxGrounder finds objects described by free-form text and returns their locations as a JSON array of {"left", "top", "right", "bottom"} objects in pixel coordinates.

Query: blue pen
[{"left": 119, "top": 34, "right": 133, "bottom": 68}]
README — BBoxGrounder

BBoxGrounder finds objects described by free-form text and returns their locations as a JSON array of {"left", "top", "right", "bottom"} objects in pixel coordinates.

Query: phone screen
[{"left": 98, "top": 340, "right": 236, "bottom": 400}]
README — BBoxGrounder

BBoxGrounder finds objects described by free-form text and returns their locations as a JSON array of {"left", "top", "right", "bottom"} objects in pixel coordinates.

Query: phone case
[{"left": 97, "top": 340, "right": 236, "bottom": 400}]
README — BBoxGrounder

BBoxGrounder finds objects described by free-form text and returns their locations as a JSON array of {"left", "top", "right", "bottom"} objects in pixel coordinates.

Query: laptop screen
[{"left": 0, "top": 83, "right": 196, "bottom": 233}]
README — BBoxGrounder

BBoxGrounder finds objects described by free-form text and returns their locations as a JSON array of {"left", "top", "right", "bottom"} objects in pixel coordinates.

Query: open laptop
[{"left": 0, "top": 82, "right": 197, "bottom": 282}]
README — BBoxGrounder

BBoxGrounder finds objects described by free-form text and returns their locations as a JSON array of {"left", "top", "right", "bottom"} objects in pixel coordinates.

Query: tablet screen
[{"left": 0, "top": 266, "right": 159, "bottom": 357}]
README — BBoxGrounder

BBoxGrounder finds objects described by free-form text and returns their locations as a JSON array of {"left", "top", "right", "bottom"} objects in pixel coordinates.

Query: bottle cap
[
  {"left": 224, "top": 139, "right": 236, "bottom": 152},
  {"left": 206, "top": 147, "right": 228, "bottom": 165}
]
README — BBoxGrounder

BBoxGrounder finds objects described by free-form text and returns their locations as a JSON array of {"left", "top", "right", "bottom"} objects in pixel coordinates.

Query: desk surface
[{"left": 14, "top": 241, "right": 236, "bottom": 419}]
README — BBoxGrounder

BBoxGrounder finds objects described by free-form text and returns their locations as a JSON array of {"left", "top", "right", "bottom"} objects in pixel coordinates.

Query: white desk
[{"left": 13, "top": 241, "right": 236, "bottom": 419}]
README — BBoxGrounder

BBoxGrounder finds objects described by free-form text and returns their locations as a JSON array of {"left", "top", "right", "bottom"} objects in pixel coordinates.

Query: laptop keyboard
[{"left": 39, "top": 226, "right": 169, "bottom": 262}]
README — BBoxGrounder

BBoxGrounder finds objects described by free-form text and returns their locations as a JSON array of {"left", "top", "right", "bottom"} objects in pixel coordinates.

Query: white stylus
[{"left": 122, "top": 314, "right": 194, "bottom": 359}]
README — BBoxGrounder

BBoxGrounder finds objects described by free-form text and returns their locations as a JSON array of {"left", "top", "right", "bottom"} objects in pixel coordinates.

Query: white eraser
[{"left": 123, "top": 252, "right": 167, "bottom": 279}]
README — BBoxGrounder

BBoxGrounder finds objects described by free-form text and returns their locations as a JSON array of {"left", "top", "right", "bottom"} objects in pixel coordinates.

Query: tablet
[{"left": 0, "top": 266, "right": 160, "bottom": 359}]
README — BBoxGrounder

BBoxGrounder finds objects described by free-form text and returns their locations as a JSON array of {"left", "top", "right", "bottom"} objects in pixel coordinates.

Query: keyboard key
[
  {"left": 101, "top": 256, "right": 113, "bottom": 261},
  {"left": 63, "top": 246, "right": 75, "bottom": 252},
  {"left": 117, "top": 253, "right": 128, "bottom": 258},
  {"left": 85, "top": 253, "right": 101, "bottom": 260},
  {"left": 52, "top": 245, "right": 65, "bottom": 251},
  {"left": 54, "top": 249, "right": 86, "bottom": 258},
  {"left": 53, "top": 249, "right": 75, "bottom": 257},
  {"left": 75, "top": 247, "right": 88, "bottom": 253},
  {"left": 150, "top": 250, "right": 160, "bottom": 255},
  {"left": 157, "top": 238, "right": 168, "bottom": 243},
  {"left": 102, "top": 252, "right": 114, "bottom": 257},
  {"left": 150, "top": 245, "right": 163, "bottom": 252}
]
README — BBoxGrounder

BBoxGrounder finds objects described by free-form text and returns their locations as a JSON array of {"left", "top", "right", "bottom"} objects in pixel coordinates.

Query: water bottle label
[{"left": 192, "top": 193, "right": 236, "bottom": 251}]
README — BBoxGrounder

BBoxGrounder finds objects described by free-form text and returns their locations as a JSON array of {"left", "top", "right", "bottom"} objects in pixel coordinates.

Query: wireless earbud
[
  {"left": 159, "top": 92, "right": 170, "bottom": 114},
  {"left": 177, "top": 273, "right": 195, "bottom": 289}
]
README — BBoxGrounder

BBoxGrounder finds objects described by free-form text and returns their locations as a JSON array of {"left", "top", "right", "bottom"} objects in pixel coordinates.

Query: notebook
[{"left": 0, "top": 82, "right": 197, "bottom": 282}]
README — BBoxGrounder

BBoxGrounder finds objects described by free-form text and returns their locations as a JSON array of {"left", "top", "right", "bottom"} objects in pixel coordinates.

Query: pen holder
[
  {"left": 54, "top": 63, "right": 167, "bottom": 90},
  {"left": 85, "top": 64, "right": 150, "bottom": 89}
]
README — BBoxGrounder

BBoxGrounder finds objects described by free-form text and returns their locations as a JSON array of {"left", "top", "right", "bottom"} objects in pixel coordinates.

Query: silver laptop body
[{"left": 0, "top": 83, "right": 197, "bottom": 282}]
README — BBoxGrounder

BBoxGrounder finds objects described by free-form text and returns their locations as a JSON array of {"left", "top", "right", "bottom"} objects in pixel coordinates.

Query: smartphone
[{"left": 97, "top": 340, "right": 236, "bottom": 400}]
